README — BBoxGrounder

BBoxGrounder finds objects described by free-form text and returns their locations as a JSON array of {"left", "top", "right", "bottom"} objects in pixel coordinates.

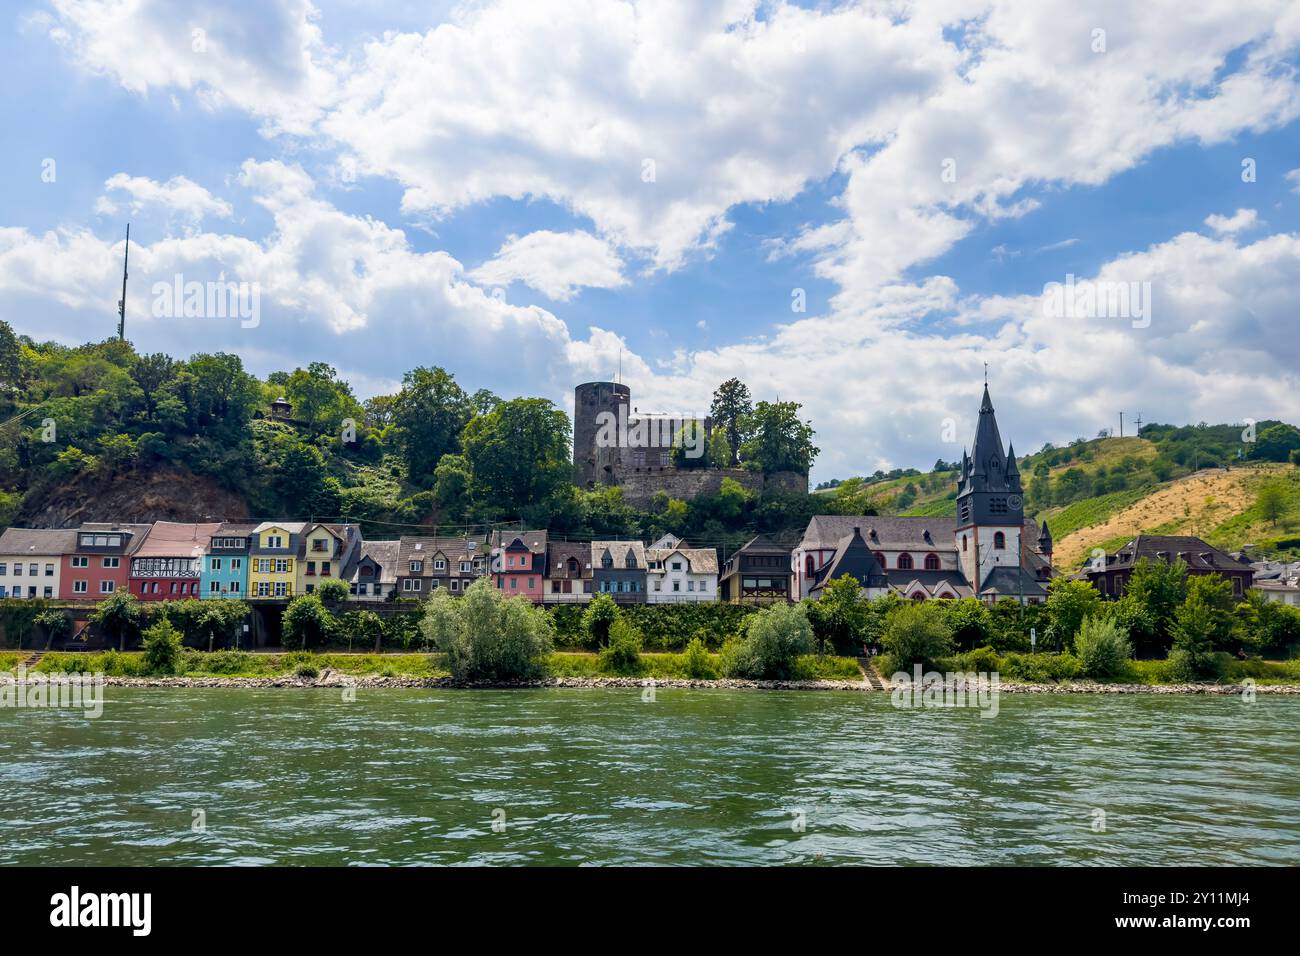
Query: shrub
[
  {"left": 678, "top": 637, "right": 717, "bottom": 679},
  {"left": 582, "top": 593, "right": 620, "bottom": 648},
  {"left": 1044, "top": 578, "right": 1102, "bottom": 651},
  {"left": 1168, "top": 597, "right": 1226, "bottom": 681},
  {"left": 997, "top": 651, "right": 1083, "bottom": 683},
  {"left": 961, "top": 645, "right": 1001, "bottom": 674},
  {"left": 943, "top": 598, "right": 993, "bottom": 651},
  {"left": 194, "top": 650, "right": 254, "bottom": 675},
  {"left": 315, "top": 579, "right": 349, "bottom": 604},
  {"left": 720, "top": 602, "right": 814, "bottom": 680},
  {"left": 420, "top": 578, "right": 553, "bottom": 681},
  {"left": 881, "top": 601, "right": 953, "bottom": 669},
  {"left": 141, "top": 620, "right": 183, "bottom": 675},
  {"left": 596, "top": 618, "right": 644, "bottom": 675},
  {"left": 1074, "top": 615, "right": 1133, "bottom": 680}
]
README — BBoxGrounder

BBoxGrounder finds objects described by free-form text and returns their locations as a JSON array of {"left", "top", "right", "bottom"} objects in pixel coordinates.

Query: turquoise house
[{"left": 201, "top": 522, "right": 255, "bottom": 600}]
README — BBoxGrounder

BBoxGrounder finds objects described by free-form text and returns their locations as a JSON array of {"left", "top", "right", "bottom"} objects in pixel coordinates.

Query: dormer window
[{"left": 625, "top": 552, "right": 637, "bottom": 568}]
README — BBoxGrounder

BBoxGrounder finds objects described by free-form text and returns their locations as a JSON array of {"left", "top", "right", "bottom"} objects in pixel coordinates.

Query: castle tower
[
  {"left": 955, "top": 384, "right": 1026, "bottom": 594},
  {"left": 574, "top": 382, "right": 630, "bottom": 488}
]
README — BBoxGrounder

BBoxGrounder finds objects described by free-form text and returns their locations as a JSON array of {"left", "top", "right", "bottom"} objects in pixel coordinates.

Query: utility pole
[
  {"left": 116, "top": 223, "right": 130, "bottom": 342},
  {"left": 1118, "top": 411, "right": 1123, "bottom": 438}
]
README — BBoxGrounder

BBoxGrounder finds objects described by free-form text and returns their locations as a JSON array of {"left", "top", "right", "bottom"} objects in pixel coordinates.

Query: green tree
[
  {"left": 1169, "top": 598, "right": 1223, "bottom": 681},
  {"left": 34, "top": 608, "right": 72, "bottom": 646},
  {"left": 141, "top": 619, "right": 184, "bottom": 675},
  {"left": 1044, "top": 578, "right": 1102, "bottom": 650},
  {"left": 1250, "top": 423, "right": 1300, "bottom": 462},
  {"left": 0, "top": 319, "right": 22, "bottom": 396},
  {"left": 461, "top": 398, "right": 571, "bottom": 514},
  {"left": 1123, "top": 558, "right": 1188, "bottom": 648},
  {"left": 433, "top": 453, "right": 472, "bottom": 517},
  {"left": 1074, "top": 615, "right": 1132, "bottom": 680},
  {"left": 128, "top": 352, "right": 175, "bottom": 423},
  {"left": 943, "top": 597, "right": 993, "bottom": 651},
  {"left": 420, "top": 577, "right": 553, "bottom": 680},
  {"left": 1256, "top": 482, "right": 1287, "bottom": 526},
  {"left": 90, "top": 591, "right": 148, "bottom": 652},
  {"left": 720, "top": 602, "right": 814, "bottom": 680},
  {"left": 393, "top": 366, "right": 473, "bottom": 484},
  {"left": 880, "top": 601, "right": 954, "bottom": 670},
  {"left": 582, "top": 593, "right": 620, "bottom": 648},
  {"left": 282, "top": 594, "right": 333, "bottom": 649},
  {"left": 596, "top": 617, "right": 644, "bottom": 675},
  {"left": 283, "top": 361, "right": 360, "bottom": 435},
  {"left": 315, "top": 578, "right": 349, "bottom": 604},
  {"left": 805, "top": 576, "right": 869, "bottom": 655},
  {"left": 738, "top": 400, "right": 819, "bottom": 473},
  {"left": 709, "top": 378, "right": 753, "bottom": 467}
]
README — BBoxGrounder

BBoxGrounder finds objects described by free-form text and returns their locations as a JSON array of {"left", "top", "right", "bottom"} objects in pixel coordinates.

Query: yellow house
[
  {"left": 248, "top": 521, "right": 306, "bottom": 600},
  {"left": 297, "top": 523, "right": 361, "bottom": 596}
]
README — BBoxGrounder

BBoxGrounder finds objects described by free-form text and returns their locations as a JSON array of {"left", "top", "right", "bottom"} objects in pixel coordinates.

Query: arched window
[
  {"left": 938, "top": 592, "right": 954, "bottom": 600},
  {"left": 924, "top": 553, "right": 940, "bottom": 570},
  {"left": 910, "top": 592, "right": 926, "bottom": 601},
  {"left": 876, "top": 553, "right": 887, "bottom": 569},
  {"left": 962, "top": 535, "right": 968, "bottom": 552},
  {"left": 897, "top": 553, "right": 913, "bottom": 570},
  {"left": 805, "top": 555, "right": 815, "bottom": 576},
  {"left": 993, "top": 532, "right": 1006, "bottom": 550}
]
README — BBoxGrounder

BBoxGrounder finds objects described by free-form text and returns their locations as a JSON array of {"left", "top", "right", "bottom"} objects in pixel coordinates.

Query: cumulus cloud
[
  {"left": 469, "top": 230, "right": 627, "bottom": 301},
  {"left": 96, "top": 173, "right": 233, "bottom": 223},
  {"left": 1204, "top": 209, "right": 1260, "bottom": 235}
]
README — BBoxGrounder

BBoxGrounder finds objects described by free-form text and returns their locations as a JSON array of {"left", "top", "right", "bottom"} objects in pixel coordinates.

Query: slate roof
[
  {"left": 978, "top": 565, "right": 1049, "bottom": 599},
  {"left": 400, "top": 536, "right": 487, "bottom": 577},
  {"left": 888, "top": 571, "right": 974, "bottom": 599},
  {"left": 76, "top": 522, "right": 155, "bottom": 554},
  {"left": 547, "top": 541, "right": 592, "bottom": 579},
  {"left": 0, "top": 528, "right": 78, "bottom": 556},
  {"left": 809, "top": 527, "right": 886, "bottom": 592},
  {"left": 353, "top": 540, "right": 400, "bottom": 585},
  {"left": 1091, "top": 534, "right": 1251, "bottom": 572},
  {"left": 800, "top": 515, "right": 960, "bottom": 551}
]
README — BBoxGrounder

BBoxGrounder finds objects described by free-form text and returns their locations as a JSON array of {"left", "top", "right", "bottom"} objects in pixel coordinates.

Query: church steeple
[{"left": 956, "top": 385, "right": 1023, "bottom": 527}]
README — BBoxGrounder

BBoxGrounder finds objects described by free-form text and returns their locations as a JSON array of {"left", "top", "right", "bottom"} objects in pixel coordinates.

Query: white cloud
[
  {"left": 97, "top": 173, "right": 233, "bottom": 223},
  {"left": 1286, "top": 167, "right": 1300, "bottom": 195},
  {"left": 1204, "top": 209, "right": 1260, "bottom": 235},
  {"left": 469, "top": 230, "right": 626, "bottom": 301}
]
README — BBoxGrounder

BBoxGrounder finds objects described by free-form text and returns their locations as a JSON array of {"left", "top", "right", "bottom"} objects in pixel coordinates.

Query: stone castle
[{"left": 572, "top": 381, "right": 807, "bottom": 505}]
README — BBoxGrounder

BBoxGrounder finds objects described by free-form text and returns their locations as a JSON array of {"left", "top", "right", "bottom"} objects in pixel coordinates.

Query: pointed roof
[{"left": 810, "top": 527, "right": 887, "bottom": 593}]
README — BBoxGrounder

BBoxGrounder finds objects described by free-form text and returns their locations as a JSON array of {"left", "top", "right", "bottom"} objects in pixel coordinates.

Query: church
[{"left": 792, "top": 385, "right": 1055, "bottom": 604}]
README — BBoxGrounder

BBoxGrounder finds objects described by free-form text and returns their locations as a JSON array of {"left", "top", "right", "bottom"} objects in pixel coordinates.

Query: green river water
[{"left": 2, "top": 688, "right": 1298, "bottom": 865}]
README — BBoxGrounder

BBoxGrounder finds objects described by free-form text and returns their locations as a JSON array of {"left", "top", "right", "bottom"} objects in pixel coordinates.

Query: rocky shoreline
[{"left": 24, "top": 671, "right": 1296, "bottom": 694}]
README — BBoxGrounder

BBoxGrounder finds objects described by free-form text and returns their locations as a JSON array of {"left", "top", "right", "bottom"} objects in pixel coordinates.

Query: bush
[
  {"left": 596, "top": 618, "right": 644, "bottom": 675},
  {"left": 961, "top": 645, "right": 1001, "bottom": 674},
  {"left": 420, "top": 578, "right": 553, "bottom": 681},
  {"left": 282, "top": 594, "right": 334, "bottom": 649},
  {"left": 881, "top": 601, "right": 953, "bottom": 669},
  {"left": 720, "top": 602, "right": 814, "bottom": 680},
  {"left": 1168, "top": 597, "right": 1225, "bottom": 680},
  {"left": 192, "top": 650, "right": 254, "bottom": 674},
  {"left": 582, "top": 593, "right": 619, "bottom": 648},
  {"left": 315, "top": 579, "right": 350, "bottom": 604},
  {"left": 1074, "top": 615, "right": 1133, "bottom": 680},
  {"left": 141, "top": 620, "right": 183, "bottom": 675},
  {"left": 997, "top": 651, "right": 1083, "bottom": 683},
  {"left": 678, "top": 637, "right": 717, "bottom": 679}
]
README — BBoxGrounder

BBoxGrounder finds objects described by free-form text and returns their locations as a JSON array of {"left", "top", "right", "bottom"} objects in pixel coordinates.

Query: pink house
[{"left": 491, "top": 531, "right": 547, "bottom": 604}]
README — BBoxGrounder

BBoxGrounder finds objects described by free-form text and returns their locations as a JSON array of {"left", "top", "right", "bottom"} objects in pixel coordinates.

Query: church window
[
  {"left": 805, "top": 556, "right": 814, "bottom": 576},
  {"left": 993, "top": 532, "right": 1006, "bottom": 549},
  {"left": 962, "top": 535, "right": 968, "bottom": 552},
  {"left": 897, "top": 553, "right": 913, "bottom": 570},
  {"left": 924, "top": 553, "right": 940, "bottom": 570}
]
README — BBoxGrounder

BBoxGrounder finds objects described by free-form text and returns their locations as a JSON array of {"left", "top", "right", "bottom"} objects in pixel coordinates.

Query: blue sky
[{"left": 3, "top": 1, "right": 1300, "bottom": 482}]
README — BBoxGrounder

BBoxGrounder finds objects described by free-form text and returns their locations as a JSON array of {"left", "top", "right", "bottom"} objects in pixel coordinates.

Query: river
[{"left": 2, "top": 688, "right": 1297, "bottom": 865}]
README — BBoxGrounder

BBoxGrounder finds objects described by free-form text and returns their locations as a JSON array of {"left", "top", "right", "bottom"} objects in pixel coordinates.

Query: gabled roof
[
  {"left": 809, "top": 527, "right": 886, "bottom": 592},
  {"left": 0, "top": 528, "right": 78, "bottom": 557},
  {"left": 646, "top": 546, "right": 719, "bottom": 576},
  {"left": 353, "top": 540, "right": 400, "bottom": 585},
  {"left": 979, "top": 565, "right": 1049, "bottom": 598},
  {"left": 734, "top": 533, "right": 787, "bottom": 555},
  {"left": 1091, "top": 534, "right": 1251, "bottom": 573},
  {"left": 547, "top": 541, "right": 592, "bottom": 578},
  {"left": 133, "top": 521, "right": 223, "bottom": 558},
  {"left": 214, "top": 522, "right": 259, "bottom": 535},
  {"left": 889, "top": 572, "right": 973, "bottom": 600},
  {"left": 252, "top": 521, "right": 308, "bottom": 535},
  {"left": 801, "top": 515, "right": 961, "bottom": 551},
  {"left": 400, "top": 535, "right": 486, "bottom": 575},
  {"left": 591, "top": 540, "right": 647, "bottom": 570}
]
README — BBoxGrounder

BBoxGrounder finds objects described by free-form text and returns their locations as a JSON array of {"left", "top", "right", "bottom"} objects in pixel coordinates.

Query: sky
[{"left": 1, "top": 0, "right": 1299, "bottom": 484}]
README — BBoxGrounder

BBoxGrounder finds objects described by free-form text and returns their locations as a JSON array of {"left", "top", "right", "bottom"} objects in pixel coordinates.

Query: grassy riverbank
[{"left": 19, "top": 649, "right": 864, "bottom": 683}]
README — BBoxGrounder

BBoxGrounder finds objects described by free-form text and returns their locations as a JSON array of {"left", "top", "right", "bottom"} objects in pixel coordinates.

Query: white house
[
  {"left": 646, "top": 536, "right": 718, "bottom": 603},
  {"left": 0, "top": 528, "right": 76, "bottom": 600}
]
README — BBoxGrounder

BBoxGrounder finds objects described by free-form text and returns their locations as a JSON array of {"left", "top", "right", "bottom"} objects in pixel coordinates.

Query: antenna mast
[{"left": 117, "top": 223, "right": 130, "bottom": 342}]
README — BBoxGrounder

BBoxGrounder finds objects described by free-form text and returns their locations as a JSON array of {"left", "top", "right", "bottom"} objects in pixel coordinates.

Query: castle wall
[{"left": 615, "top": 468, "right": 807, "bottom": 506}]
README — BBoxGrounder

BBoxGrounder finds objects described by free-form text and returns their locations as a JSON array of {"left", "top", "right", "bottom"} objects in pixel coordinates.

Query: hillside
[{"left": 817, "top": 430, "right": 1300, "bottom": 567}]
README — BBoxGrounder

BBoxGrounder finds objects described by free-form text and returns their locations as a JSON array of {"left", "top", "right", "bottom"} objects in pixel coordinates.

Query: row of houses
[{"left": 0, "top": 522, "right": 726, "bottom": 606}]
